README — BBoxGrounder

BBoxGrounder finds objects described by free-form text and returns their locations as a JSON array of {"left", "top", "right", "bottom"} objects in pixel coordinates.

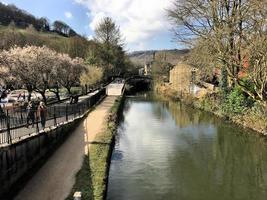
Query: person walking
[
  {"left": 38, "top": 102, "right": 47, "bottom": 130},
  {"left": 26, "top": 101, "right": 35, "bottom": 128}
]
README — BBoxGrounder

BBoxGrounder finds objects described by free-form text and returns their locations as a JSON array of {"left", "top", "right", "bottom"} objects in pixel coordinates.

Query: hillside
[
  {"left": 0, "top": 25, "right": 95, "bottom": 59},
  {"left": 128, "top": 49, "right": 189, "bottom": 66},
  {"left": 0, "top": 2, "right": 78, "bottom": 37}
]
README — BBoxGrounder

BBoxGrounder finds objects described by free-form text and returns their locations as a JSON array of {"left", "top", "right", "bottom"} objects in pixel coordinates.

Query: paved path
[
  {"left": 0, "top": 90, "right": 100, "bottom": 145},
  {"left": 14, "top": 96, "right": 117, "bottom": 200}
]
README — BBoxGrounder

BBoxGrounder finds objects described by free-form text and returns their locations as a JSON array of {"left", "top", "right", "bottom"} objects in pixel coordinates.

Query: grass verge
[{"left": 66, "top": 97, "right": 123, "bottom": 200}]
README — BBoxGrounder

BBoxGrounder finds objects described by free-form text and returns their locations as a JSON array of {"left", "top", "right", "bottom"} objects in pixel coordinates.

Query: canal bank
[
  {"left": 154, "top": 83, "right": 267, "bottom": 135},
  {"left": 107, "top": 94, "right": 267, "bottom": 200},
  {"left": 66, "top": 96, "right": 125, "bottom": 200}
]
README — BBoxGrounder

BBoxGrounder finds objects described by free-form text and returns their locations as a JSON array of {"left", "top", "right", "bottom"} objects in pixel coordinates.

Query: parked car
[{"left": 7, "top": 90, "right": 42, "bottom": 103}]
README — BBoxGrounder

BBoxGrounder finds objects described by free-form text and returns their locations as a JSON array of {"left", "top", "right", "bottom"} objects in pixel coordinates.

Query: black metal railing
[{"left": 0, "top": 88, "right": 106, "bottom": 145}]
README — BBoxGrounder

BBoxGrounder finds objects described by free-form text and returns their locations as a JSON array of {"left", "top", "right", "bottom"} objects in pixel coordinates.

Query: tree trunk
[
  {"left": 50, "top": 87, "right": 61, "bottom": 101},
  {"left": 66, "top": 87, "right": 72, "bottom": 95},
  {"left": 40, "top": 92, "right": 47, "bottom": 104},
  {"left": 55, "top": 91, "right": 60, "bottom": 101},
  {"left": 27, "top": 85, "right": 33, "bottom": 101},
  {"left": 85, "top": 84, "right": 88, "bottom": 94}
]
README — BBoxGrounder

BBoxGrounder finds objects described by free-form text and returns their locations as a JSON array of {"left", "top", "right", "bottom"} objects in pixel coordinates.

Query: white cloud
[
  {"left": 87, "top": 35, "right": 94, "bottom": 40},
  {"left": 64, "top": 11, "right": 73, "bottom": 19},
  {"left": 75, "top": 0, "right": 173, "bottom": 50},
  {"left": 1, "top": 1, "right": 8, "bottom": 5}
]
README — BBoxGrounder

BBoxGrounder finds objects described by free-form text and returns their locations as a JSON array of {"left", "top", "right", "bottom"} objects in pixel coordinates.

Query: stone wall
[{"left": 0, "top": 119, "right": 80, "bottom": 199}]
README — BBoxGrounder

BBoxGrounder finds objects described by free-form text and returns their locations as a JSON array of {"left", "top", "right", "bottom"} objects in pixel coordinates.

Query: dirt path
[{"left": 14, "top": 96, "right": 117, "bottom": 200}]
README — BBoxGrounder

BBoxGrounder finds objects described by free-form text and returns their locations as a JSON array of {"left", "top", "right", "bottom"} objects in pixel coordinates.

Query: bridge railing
[{"left": 0, "top": 88, "right": 106, "bottom": 145}]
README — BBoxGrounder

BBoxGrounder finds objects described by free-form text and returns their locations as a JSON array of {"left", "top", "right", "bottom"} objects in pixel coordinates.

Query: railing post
[
  {"left": 54, "top": 106, "right": 57, "bottom": 126},
  {"left": 36, "top": 120, "right": 39, "bottom": 133},
  {"left": 66, "top": 104, "right": 68, "bottom": 121},
  {"left": 20, "top": 108, "right": 23, "bottom": 124},
  {"left": 36, "top": 109, "right": 39, "bottom": 133},
  {"left": 73, "top": 105, "right": 76, "bottom": 119},
  {"left": 6, "top": 110, "right": 12, "bottom": 144}
]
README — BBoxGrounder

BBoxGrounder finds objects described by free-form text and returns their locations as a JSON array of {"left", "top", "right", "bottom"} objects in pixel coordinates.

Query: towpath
[{"left": 14, "top": 96, "right": 117, "bottom": 200}]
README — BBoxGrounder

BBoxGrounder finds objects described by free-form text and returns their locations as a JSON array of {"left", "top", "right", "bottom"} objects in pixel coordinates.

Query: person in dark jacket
[{"left": 26, "top": 101, "right": 35, "bottom": 128}]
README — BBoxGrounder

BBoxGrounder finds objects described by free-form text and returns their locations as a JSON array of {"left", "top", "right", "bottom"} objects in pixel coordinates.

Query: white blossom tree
[
  {"left": 0, "top": 45, "right": 86, "bottom": 103},
  {"left": 55, "top": 54, "right": 85, "bottom": 95}
]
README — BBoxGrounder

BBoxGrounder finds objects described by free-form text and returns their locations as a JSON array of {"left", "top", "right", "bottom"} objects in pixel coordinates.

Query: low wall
[{"left": 0, "top": 118, "right": 81, "bottom": 199}]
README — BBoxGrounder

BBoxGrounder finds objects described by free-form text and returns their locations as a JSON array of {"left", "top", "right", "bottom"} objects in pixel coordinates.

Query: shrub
[{"left": 222, "top": 87, "right": 249, "bottom": 115}]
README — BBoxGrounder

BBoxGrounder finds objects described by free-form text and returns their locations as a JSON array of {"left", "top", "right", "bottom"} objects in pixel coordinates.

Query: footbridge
[{"left": 106, "top": 80, "right": 125, "bottom": 96}]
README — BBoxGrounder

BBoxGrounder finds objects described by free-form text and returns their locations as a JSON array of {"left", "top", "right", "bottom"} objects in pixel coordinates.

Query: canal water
[{"left": 107, "top": 94, "right": 267, "bottom": 200}]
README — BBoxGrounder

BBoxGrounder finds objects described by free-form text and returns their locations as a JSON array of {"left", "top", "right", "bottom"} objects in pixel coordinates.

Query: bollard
[{"left": 73, "top": 191, "right": 82, "bottom": 200}]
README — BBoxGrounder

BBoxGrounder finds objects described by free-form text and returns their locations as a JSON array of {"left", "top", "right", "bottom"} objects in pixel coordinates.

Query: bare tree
[{"left": 168, "top": 0, "right": 267, "bottom": 102}]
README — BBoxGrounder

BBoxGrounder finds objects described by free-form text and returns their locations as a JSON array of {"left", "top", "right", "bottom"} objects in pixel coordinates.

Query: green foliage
[
  {"left": 94, "top": 17, "right": 122, "bottom": 46},
  {"left": 70, "top": 87, "right": 82, "bottom": 95},
  {"left": 86, "top": 17, "right": 133, "bottom": 79},
  {"left": 199, "top": 96, "right": 214, "bottom": 112},
  {"left": 222, "top": 87, "right": 249, "bottom": 115}
]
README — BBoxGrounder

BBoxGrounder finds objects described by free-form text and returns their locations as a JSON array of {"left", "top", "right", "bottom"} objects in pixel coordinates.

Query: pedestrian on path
[
  {"left": 38, "top": 102, "right": 47, "bottom": 129},
  {"left": 26, "top": 101, "right": 35, "bottom": 128}
]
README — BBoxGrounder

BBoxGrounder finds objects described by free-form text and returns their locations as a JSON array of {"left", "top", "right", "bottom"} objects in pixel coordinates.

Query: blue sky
[{"left": 1, "top": 0, "right": 179, "bottom": 51}]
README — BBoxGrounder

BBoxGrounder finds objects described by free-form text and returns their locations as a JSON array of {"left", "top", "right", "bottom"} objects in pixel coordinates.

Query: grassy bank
[
  {"left": 66, "top": 97, "right": 123, "bottom": 200},
  {"left": 155, "top": 83, "right": 267, "bottom": 135}
]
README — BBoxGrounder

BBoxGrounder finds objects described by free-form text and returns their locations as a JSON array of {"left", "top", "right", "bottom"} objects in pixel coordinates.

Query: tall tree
[
  {"left": 39, "top": 17, "right": 50, "bottom": 32},
  {"left": 53, "top": 20, "right": 70, "bottom": 35},
  {"left": 93, "top": 17, "right": 126, "bottom": 79},
  {"left": 94, "top": 17, "right": 122, "bottom": 46}
]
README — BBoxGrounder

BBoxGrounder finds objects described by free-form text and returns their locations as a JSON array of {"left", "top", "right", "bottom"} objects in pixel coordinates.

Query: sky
[{"left": 1, "top": 0, "right": 179, "bottom": 51}]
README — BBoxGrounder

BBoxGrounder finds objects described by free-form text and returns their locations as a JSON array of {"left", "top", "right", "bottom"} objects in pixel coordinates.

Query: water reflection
[{"left": 107, "top": 96, "right": 267, "bottom": 200}]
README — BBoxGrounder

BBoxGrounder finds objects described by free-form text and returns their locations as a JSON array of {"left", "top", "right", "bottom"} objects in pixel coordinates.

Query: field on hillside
[
  {"left": 129, "top": 49, "right": 189, "bottom": 66},
  {"left": 0, "top": 25, "right": 70, "bottom": 50}
]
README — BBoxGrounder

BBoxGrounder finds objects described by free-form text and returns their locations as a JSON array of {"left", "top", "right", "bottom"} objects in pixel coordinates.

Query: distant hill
[
  {"left": 128, "top": 49, "right": 190, "bottom": 66},
  {"left": 0, "top": 2, "right": 78, "bottom": 37}
]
